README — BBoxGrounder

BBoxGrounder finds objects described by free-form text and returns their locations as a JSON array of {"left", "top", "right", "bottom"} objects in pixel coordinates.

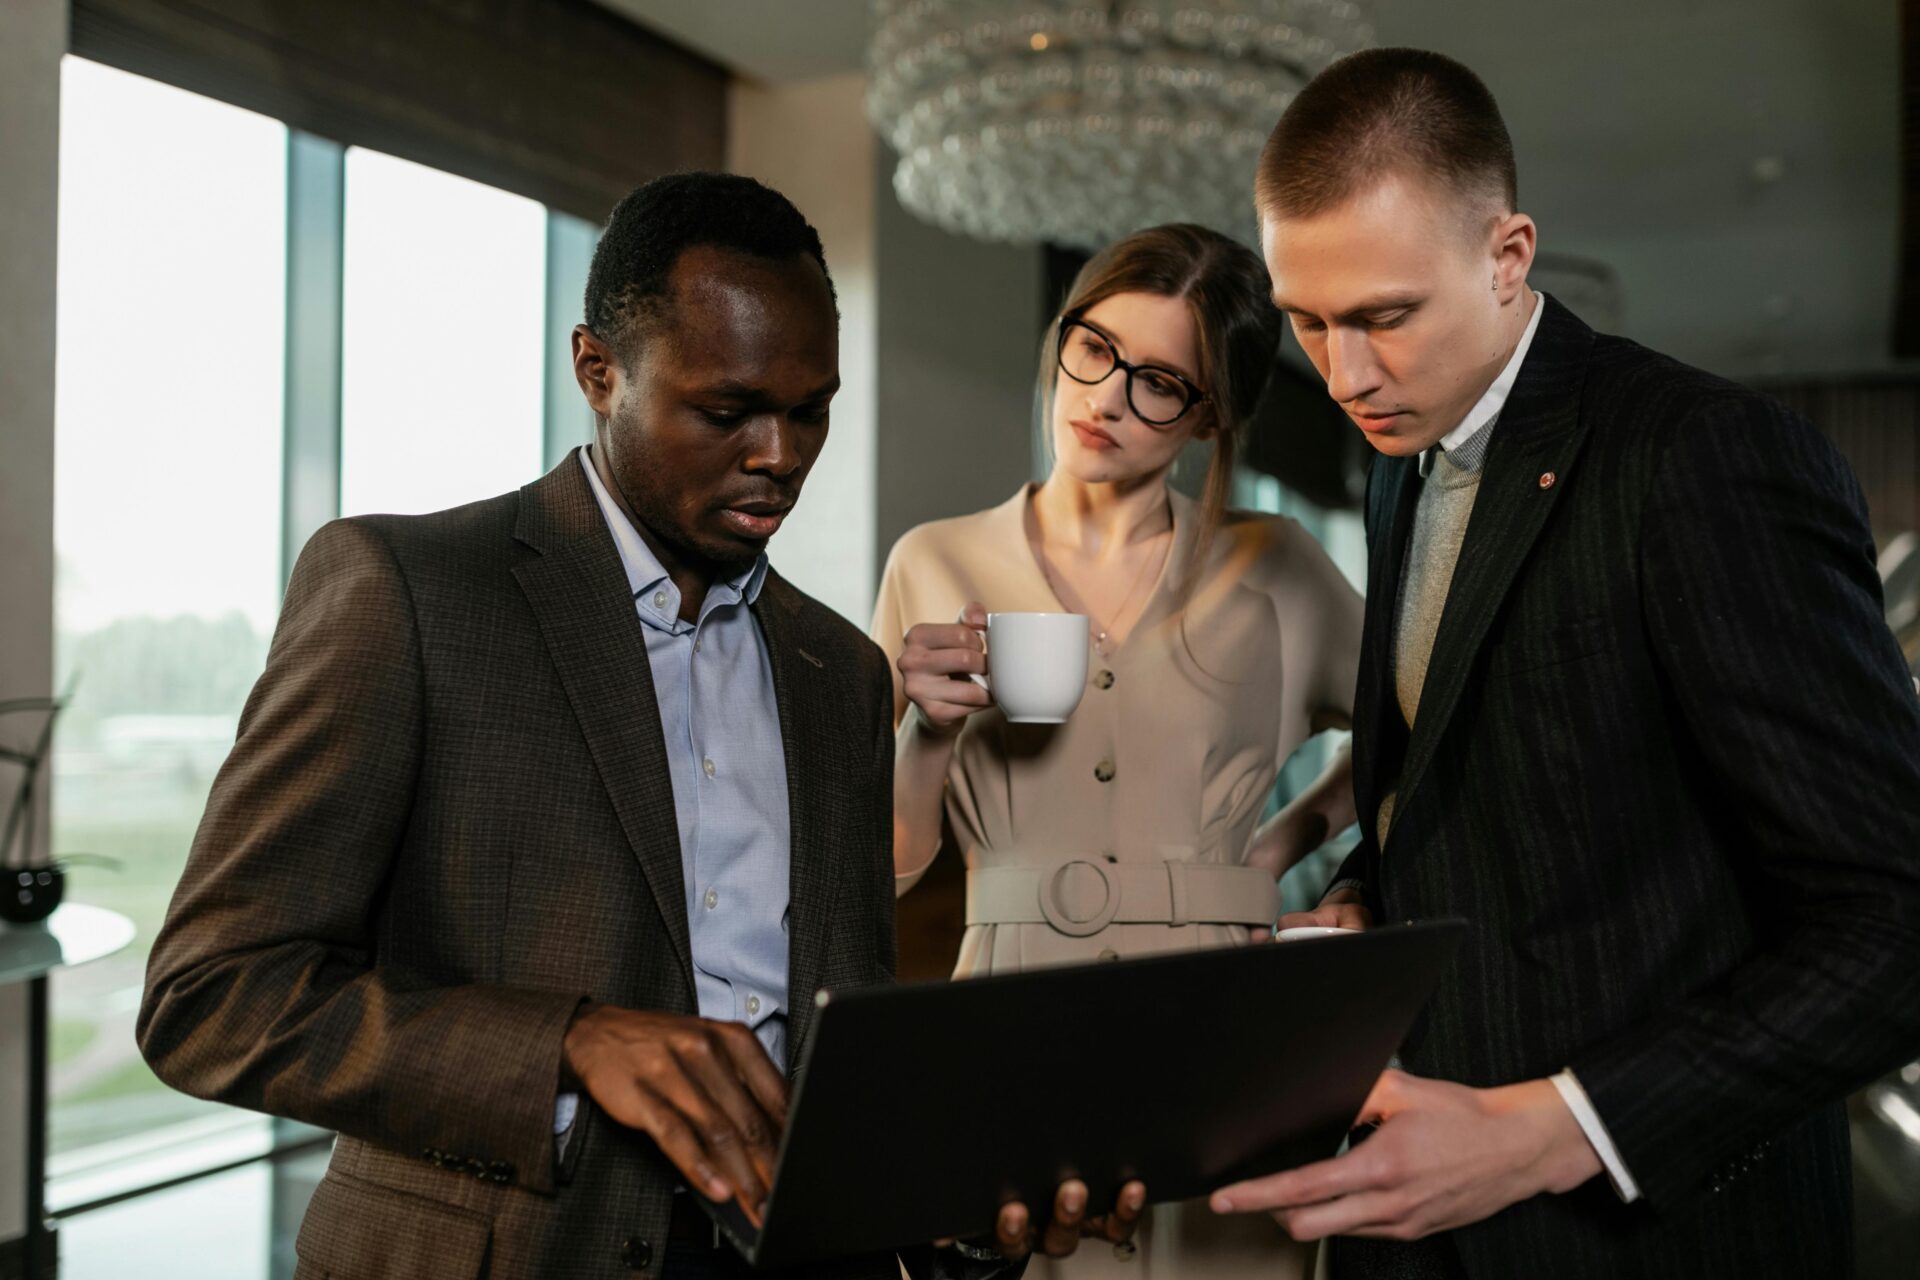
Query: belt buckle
[{"left": 1038, "top": 859, "right": 1121, "bottom": 937}]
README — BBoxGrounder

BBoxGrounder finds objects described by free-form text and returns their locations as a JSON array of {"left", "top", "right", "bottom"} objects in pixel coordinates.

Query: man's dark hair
[
  {"left": 1256, "top": 48, "right": 1517, "bottom": 223},
  {"left": 584, "top": 171, "right": 835, "bottom": 360}
]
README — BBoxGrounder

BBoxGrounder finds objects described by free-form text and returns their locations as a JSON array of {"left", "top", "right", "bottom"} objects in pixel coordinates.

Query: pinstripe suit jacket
[
  {"left": 138, "top": 458, "right": 900, "bottom": 1279},
  {"left": 1336, "top": 297, "right": 1920, "bottom": 1278}
]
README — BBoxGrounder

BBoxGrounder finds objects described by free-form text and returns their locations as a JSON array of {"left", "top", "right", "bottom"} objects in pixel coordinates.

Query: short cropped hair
[
  {"left": 584, "top": 171, "right": 835, "bottom": 361},
  {"left": 1256, "top": 48, "right": 1516, "bottom": 222}
]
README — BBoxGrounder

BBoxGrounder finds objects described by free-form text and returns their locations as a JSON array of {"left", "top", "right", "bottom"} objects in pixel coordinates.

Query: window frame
[{"left": 47, "top": 66, "right": 593, "bottom": 1214}]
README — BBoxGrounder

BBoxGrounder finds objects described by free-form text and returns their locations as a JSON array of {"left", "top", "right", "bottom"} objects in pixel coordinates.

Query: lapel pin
[
  {"left": 1538, "top": 471, "right": 1557, "bottom": 490},
  {"left": 797, "top": 648, "right": 825, "bottom": 669}
]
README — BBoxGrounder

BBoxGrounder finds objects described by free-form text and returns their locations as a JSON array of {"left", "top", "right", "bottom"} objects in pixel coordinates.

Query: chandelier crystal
[{"left": 868, "top": 1, "right": 1375, "bottom": 249}]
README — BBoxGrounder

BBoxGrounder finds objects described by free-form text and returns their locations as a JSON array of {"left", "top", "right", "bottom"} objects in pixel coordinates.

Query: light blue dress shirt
[{"left": 556, "top": 448, "right": 793, "bottom": 1137}]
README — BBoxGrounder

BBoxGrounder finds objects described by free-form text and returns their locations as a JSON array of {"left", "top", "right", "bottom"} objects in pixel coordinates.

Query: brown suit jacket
[{"left": 138, "top": 458, "right": 900, "bottom": 1279}]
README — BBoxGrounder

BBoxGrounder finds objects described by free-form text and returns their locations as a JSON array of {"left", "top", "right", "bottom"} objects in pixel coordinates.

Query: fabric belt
[{"left": 966, "top": 858, "right": 1280, "bottom": 937}]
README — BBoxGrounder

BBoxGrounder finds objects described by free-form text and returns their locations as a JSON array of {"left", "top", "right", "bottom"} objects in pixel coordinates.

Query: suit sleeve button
[{"left": 622, "top": 1236, "right": 653, "bottom": 1268}]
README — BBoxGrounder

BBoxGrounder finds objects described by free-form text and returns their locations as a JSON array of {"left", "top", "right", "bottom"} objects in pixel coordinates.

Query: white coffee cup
[
  {"left": 971, "top": 612, "right": 1089, "bottom": 723},
  {"left": 1273, "top": 925, "right": 1360, "bottom": 942}
]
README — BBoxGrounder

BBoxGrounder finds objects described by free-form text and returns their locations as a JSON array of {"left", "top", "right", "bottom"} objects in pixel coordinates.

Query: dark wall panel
[
  {"left": 1767, "top": 380, "right": 1920, "bottom": 546},
  {"left": 1898, "top": 0, "right": 1919, "bottom": 357},
  {"left": 70, "top": 0, "right": 727, "bottom": 224}
]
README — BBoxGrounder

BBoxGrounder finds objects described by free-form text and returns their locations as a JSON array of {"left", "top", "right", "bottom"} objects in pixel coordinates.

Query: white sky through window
[
  {"left": 340, "top": 148, "right": 545, "bottom": 518},
  {"left": 54, "top": 57, "right": 287, "bottom": 637}
]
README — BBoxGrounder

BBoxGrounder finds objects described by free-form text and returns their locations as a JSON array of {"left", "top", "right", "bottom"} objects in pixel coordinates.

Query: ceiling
[
  {"left": 599, "top": 0, "right": 1902, "bottom": 384},
  {"left": 599, "top": 1, "right": 871, "bottom": 83}
]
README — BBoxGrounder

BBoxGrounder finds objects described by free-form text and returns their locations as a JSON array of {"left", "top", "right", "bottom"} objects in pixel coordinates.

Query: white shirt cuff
[
  {"left": 554, "top": 1090, "right": 579, "bottom": 1136},
  {"left": 1551, "top": 1069, "right": 1641, "bottom": 1203}
]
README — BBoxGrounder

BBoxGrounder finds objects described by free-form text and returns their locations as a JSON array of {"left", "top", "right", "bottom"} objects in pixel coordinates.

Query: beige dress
[{"left": 871, "top": 485, "right": 1363, "bottom": 1280}]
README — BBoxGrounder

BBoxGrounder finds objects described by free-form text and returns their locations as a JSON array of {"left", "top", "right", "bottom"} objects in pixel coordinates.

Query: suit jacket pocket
[
  {"left": 295, "top": 1171, "right": 492, "bottom": 1280},
  {"left": 1486, "top": 613, "right": 1612, "bottom": 678}
]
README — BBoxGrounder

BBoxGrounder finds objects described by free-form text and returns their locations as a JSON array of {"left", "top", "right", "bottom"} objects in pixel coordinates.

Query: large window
[
  {"left": 49, "top": 56, "right": 589, "bottom": 1204},
  {"left": 51, "top": 57, "right": 288, "bottom": 1167},
  {"left": 340, "top": 149, "right": 547, "bottom": 516}
]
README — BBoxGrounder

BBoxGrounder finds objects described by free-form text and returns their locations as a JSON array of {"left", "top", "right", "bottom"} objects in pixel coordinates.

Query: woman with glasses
[{"left": 869, "top": 224, "right": 1360, "bottom": 1278}]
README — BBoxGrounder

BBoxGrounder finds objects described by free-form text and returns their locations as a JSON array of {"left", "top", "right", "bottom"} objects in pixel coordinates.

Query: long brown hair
[{"left": 1037, "top": 223, "right": 1284, "bottom": 594}]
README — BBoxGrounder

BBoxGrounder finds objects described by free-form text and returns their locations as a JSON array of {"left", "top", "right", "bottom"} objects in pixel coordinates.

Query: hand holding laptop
[
  {"left": 563, "top": 1003, "right": 789, "bottom": 1226},
  {"left": 564, "top": 1001, "right": 1147, "bottom": 1262},
  {"left": 1275, "top": 882, "right": 1374, "bottom": 934},
  {"left": 962, "top": 1177, "right": 1148, "bottom": 1262}
]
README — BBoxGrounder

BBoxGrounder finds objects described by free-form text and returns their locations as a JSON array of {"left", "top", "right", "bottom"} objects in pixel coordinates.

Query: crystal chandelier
[{"left": 868, "top": 1, "right": 1375, "bottom": 249}]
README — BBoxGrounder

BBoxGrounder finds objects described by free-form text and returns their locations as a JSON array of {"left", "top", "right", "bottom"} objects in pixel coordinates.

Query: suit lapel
[
  {"left": 1387, "top": 298, "right": 1597, "bottom": 840},
  {"left": 511, "top": 461, "right": 696, "bottom": 1003},
  {"left": 750, "top": 576, "right": 838, "bottom": 1071}
]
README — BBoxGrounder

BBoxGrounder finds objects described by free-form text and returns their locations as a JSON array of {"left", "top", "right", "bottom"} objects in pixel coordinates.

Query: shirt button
[
  {"left": 1094, "top": 759, "right": 1116, "bottom": 783},
  {"left": 746, "top": 995, "right": 761, "bottom": 1017},
  {"left": 705, "top": 888, "right": 719, "bottom": 911},
  {"left": 703, "top": 757, "right": 716, "bottom": 779},
  {"left": 652, "top": 591, "right": 667, "bottom": 609},
  {"left": 1094, "top": 669, "right": 1115, "bottom": 690}
]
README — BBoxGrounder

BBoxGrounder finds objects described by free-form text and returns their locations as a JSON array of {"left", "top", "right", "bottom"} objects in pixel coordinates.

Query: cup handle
[{"left": 964, "top": 609, "right": 990, "bottom": 694}]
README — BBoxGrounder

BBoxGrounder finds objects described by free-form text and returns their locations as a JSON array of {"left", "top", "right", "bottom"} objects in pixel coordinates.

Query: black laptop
[{"left": 700, "top": 918, "right": 1467, "bottom": 1268}]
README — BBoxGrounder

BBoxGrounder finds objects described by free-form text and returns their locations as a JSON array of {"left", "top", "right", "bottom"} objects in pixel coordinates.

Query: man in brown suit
[{"left": 138, "top": 174, "right": 1118, "bottom": 1279}]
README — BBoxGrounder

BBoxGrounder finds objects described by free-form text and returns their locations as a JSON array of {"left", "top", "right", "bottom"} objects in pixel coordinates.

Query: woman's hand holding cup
[{"left": 898, "top": 602, "right": 994, "bottom": 734}]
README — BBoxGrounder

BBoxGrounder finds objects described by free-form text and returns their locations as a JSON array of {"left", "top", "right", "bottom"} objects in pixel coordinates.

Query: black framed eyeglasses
[{"left": 1056, "top": 318, "right": 1208, "bottom": 428}]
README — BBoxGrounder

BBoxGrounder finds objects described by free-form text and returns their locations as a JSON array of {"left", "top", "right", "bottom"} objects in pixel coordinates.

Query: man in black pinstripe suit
[{"left": 1208, "top": 48, "right": 1920, "bottom": 1279}]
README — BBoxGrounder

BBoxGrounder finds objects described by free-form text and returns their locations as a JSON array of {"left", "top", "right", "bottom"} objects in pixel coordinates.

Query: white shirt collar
[
  {"left": 1420, "top": 288, "right": 1545, "bottom": 476},
  {"left": 577, "top": 447, "right": 767, "bottom": 618}
]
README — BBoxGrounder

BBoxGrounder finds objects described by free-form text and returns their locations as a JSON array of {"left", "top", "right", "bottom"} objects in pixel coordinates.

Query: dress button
[
  {"left": 705, "top": 888, "right": 719, "bottom": 911},
  {"left": 652, "top": 591, "right": 668, "bottom": 609},
  {"left": 746, "top": 995, "right": 761, "bottom": 1016},
  {"left": 1094, "top": 669, "right": 1115, "bottom": 690},
  {"left": 703, "top": 757, "right": 716, "bottom": 779},
  {"left": 1094, "top": 759, "right": 1116, "bottom": 783},
  {"left": 622, "top": 1235, "right": 653, "bottom": 1269}
]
